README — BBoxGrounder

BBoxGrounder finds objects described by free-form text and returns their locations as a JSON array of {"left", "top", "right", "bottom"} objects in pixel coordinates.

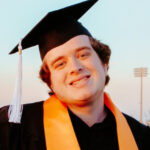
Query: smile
[{"left": 69, "top": 75, "right": 90, "bottom": 87}]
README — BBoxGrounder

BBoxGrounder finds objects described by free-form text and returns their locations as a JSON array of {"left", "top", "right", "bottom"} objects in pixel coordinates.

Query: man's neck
[{"left": 67, "top": 92, "right": 107, "bottom": 127}]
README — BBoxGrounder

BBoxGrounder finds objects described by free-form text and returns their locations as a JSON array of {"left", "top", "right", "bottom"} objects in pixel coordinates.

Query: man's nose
[{"left": 69, "top": 58, "right": 83, "bottom": 75}]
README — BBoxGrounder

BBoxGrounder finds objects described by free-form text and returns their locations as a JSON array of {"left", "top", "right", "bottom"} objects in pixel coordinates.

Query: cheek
[
  {"left": 87, "top": 57, "right": 106, "bottom": 79},
  {"left": 50, "top": 70, "right": 67, "bottom": 88},
  {"left": 85, "top": 57, "right": 102, "bottom": 72}
]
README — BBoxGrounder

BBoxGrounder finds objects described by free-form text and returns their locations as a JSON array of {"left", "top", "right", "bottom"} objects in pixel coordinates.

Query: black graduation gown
[{"left": 0, "top": 101, "right": 150, "bottom": 150}]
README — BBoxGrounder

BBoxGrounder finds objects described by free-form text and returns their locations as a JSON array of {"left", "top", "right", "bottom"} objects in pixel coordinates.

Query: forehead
[{"left": 43, "top": 35, "right": 92, "bottom": 62}]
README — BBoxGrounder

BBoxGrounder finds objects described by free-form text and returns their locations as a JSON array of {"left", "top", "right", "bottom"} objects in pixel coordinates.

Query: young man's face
[{"left": 43, "top": 35, "right": 108, "bottom": 105}]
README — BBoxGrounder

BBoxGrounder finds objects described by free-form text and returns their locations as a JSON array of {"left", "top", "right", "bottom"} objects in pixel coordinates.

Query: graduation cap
[
  {"left": 9, "top": 0, "right": 98, "bottom": 60},
  {"left": 8, "top": 0, "right": 98, "bottom": 123}
]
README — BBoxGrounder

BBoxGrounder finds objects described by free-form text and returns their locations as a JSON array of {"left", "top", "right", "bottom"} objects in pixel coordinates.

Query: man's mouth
[{"left": 69, "top": 75, "right": 90, "bottom": 86}]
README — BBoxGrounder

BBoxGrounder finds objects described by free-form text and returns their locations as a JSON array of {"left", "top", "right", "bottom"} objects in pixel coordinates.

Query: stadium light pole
[{"left": 134, "top": 67, "right": 148, "bottom": 123}]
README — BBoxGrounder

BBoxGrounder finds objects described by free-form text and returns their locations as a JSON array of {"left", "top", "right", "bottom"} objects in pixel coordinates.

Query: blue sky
[{"left": 0, "top": 0, "right": 150, "bottom": 122}]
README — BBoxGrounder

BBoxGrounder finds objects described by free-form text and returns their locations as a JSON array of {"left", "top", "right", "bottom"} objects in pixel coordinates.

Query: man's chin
[{"left": 66, "top": 93, "right": 94, "bottom": 106}]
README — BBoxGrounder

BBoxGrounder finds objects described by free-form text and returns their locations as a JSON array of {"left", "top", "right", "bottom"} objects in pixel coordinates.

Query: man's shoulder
[
  {"left": 123, "top": 113, "right": 150, "bottom": 149},
  {"left": 23, "top": 101, "right": 44, "bottom": 113},
  {"left": 21, "top": 101, "right": 44, "bottom": 123},
  {"left": 123, "top": 113, "right": 150, "bottom": 131},
  {"left": 0, "top": 101, "right": 45, "bottom": 150},
  {"left": 0, "top": 106, "right": 9, "bottom": 123},
  {"left": 0, "top": 101, "right": 44, "bottom": 123}
]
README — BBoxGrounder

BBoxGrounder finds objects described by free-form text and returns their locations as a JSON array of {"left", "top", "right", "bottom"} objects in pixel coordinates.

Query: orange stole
[{"left": 44, "top": 93, "right": 138, "bottom": 150}]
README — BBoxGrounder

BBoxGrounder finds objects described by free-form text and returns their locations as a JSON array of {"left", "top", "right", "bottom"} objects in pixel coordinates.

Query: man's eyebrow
[{"left": 75, "top": 46, "right": 91, "bottom": 52}]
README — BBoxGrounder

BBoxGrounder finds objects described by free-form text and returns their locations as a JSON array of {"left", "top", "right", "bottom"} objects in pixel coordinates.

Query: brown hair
[
  {"left": 39, "top": 36, "right": 111, "bottom": 94},
  {"left": 88, "top": 37, "right": 111, "bottom": 85}
]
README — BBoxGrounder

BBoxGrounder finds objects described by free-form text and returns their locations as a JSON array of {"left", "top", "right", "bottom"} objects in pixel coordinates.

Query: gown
[{"left": 0, "top": 101, "right": 150, "bottom": 150}]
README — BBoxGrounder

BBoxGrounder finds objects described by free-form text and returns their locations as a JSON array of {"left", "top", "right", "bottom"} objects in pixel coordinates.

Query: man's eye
[
  {"left": 80, "top": 54, "right": 86, "bottom": 57},
  {"left": 58, "top": 62, "right": 65, "bottom": 66},
  {"left": 55, "top": 62, "right": 66, "bottom": 69},
  {"left": 79, "top": 52, "right": 90, "bottom": 59}
]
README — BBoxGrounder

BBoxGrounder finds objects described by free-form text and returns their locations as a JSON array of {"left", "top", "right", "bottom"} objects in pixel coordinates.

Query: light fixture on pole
[{"left": 134, "top": 67, "right": 148, "bottom": 123}]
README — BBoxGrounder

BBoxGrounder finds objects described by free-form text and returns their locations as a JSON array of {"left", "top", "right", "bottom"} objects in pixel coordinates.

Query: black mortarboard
[{"left": 9, "top": 0, "right": 98, "bottom": 59}]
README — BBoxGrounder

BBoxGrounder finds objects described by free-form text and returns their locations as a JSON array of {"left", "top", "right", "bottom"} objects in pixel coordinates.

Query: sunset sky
[{"left": 0, "top": 0, "right": 150, "bottom": 122}]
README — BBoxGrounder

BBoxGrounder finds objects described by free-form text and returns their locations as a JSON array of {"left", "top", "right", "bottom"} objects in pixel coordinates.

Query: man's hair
[{"left": 39, "top": 37, "right": 111, "bottom": 94}]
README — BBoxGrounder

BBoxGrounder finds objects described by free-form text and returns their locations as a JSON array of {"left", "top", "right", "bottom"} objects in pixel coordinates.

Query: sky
[{"left": 0, "top": 0, "right": 150, "bottom": 123}]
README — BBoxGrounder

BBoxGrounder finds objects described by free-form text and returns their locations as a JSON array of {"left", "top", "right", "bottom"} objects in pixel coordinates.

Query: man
[{"left": 0, "top": 0, "right": 150, "bottom": 150}]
